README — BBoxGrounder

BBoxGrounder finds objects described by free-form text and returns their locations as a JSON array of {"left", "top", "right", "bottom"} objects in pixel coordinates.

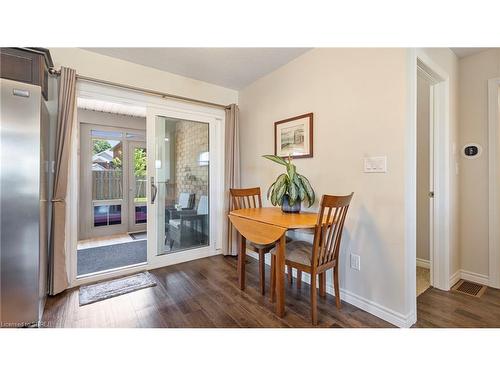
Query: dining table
[{"left": 228, "top": 207, "right": 319, "bottom": 317}]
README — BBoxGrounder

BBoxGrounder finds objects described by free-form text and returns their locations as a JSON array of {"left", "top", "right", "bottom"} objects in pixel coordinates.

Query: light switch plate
[{"left": 364, "top": 156, "right": 387, "bottom": 173}]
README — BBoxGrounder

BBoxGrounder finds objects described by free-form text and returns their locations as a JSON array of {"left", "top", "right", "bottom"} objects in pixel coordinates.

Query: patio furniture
[
  {"left": 164, "top": 192, "right": 195, "bottom": 245},
  {"left": 168, "top": 195, "right": 208, "bottom": 250}
]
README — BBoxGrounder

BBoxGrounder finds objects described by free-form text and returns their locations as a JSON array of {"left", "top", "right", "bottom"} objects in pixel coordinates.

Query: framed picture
[{"left": 274, "top": 112, "right": 313, "bottom": 159}]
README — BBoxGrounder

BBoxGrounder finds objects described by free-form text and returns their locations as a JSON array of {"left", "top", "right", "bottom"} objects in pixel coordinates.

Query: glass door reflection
[{"left": 154, "top": 116, "right": 209, "bottom": 254}]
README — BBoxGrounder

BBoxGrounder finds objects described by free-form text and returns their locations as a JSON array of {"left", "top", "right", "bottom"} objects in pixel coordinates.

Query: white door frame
[
  {"left": 406, "top": 49, "right": 452, "bottom": 326},
  {"left": 417, "top": 67, "right": 437, "bottom": 287},
  {"left": 488, "top": 77, "right": 500, "bottom": 288},
  {"left": 145, "top": 105, "right": 224, "bottom": 270},
  {"left": 69, "top": 81, "right": 225, "bottom": 287}
]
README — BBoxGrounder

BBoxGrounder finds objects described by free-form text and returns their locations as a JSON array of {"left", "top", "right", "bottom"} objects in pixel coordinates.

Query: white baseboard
[
  {"left": 296, "top": 270, "right": 415, "bottom": 328},
  {"left": 246, "top": 252, "right": 414, "bottom": 328},
  {"left": 449, "top": 269, "right": 461, "bottom": 288},
  {"left": 416, "top": 258, "right": 430, "bottom": 269},
  {"left": 448, "top": 269, "right": 489, "bottom": 288},
  {"left": 459, "top": 270, "right": 489, "bottom": 286}
]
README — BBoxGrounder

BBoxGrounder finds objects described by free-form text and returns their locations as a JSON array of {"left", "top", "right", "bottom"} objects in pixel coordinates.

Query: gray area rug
[
  {"left": 77, "top": 240, "right": 147, "bottom": 276},
  {"left": 79, "top": 272, "right": 156, "bottom": 306}
]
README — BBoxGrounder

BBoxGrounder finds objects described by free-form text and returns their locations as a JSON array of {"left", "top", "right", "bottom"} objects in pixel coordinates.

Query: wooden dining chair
[
  {"left": 270, "top": 193, "right": 354, "bottom": 324},
  {"left": 230, "top": 187, "right": 292, "bottom": 295}
]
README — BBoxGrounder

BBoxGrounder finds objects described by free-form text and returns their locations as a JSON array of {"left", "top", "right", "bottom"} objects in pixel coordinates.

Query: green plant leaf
[
  {"left": 262, "top": 154, "right": 288, "bottom": 166},
  {"left": 271, "top": 189, "right": 277, "bottom": 206},
  {"left": 286, "top": 162, "right": 296, "bottom": 183},
  {"left": 267, "top": 181, "right": 276, "bottom": 200},
  {"left": 276, "top": 182, "right": 287, "bottom": 205},
  {"left": 294, "top": 174, "right": 306, "bottom": 201},
  {"left": 289, "top": 181, "right": 299, "bottom": 205},
  {"left": 271, "top": 174, "right": 288, "bottom": 206},
  {"left": 298, "top": 174, "right": 315, "bottom": 207}
]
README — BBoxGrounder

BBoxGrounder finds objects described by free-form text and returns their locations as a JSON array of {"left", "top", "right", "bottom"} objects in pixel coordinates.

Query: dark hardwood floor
[
  {"left": 42, "top": 255, "right": 393, "bottom": 328},
  {"left": 42, "top": 254, "right": 500, "bottom": 328},
  {"left": 415, "top": 284, "right": 500, "bottom": 327}
]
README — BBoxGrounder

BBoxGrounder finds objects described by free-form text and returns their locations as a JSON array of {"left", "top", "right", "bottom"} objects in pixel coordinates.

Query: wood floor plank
[
  {"left": 47, "top": 254, "right": 500, "bottom": 328},
  {"left": 415, "top": 285, "right": 500, "bottom": 328}
]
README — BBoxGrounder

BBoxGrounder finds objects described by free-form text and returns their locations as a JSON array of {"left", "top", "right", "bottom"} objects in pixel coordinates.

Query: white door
[
  {"left": 79, "top": 125, "right": 147, "bottom": 240},
  {"left": 80, "top": 125, "right": 128, "bottom": 239},
  {"left": 146, "top": 106, "right": 222, "bottom": 269}
]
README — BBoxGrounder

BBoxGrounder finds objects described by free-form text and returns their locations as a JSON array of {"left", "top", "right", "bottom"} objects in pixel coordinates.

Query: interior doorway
[
  {"left": 416, "top": 68, "right": 435, "bottom": 296},
  {"left": 413, "top": 55, "right": 451, "bottom": 301}
]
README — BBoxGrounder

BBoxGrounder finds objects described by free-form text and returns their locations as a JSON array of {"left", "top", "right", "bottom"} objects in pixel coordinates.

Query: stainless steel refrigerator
[{"left": 1, "top": 78, "right": 50, "bottom": 327}]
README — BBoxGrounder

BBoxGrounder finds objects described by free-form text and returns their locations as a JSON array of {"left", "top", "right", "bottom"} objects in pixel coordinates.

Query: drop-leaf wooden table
[{"left": 228, "top": 207, "right": 319, "bottom": 317}]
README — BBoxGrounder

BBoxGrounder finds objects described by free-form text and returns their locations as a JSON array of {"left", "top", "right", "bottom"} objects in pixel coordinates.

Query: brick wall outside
[{"left": 175, "top": 120, "right": 209, "bottom": 207}]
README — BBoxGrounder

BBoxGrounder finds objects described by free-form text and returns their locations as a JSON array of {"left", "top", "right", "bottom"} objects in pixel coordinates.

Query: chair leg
[
  {"left": 297, "top": 270, "right": 302, "bottom": 289},
  {"left": 319, "top": 272, "right": 326, "bottom": 297},
  {"left": 287, "top": 265, "right": 293, "bottom": 285},
  {"left": 270, "top": 254, "right": 276, "bottom": 302},
  {"left": 333, "top": 267, "right": 341, "bottom": 309},
  {"left": 310, "top": 272, "right": 318, "bottom": 325},
  {"left": 238, "top": 235, "right": 246, "bottom": 290},
  {"left": 258, "top": 249, "right": 266, "bottom": 295}
]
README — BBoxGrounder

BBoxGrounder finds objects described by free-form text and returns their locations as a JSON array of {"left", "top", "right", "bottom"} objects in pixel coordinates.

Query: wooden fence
[{"left": 92, "top": 171, "right": 147, "bottom": 200}]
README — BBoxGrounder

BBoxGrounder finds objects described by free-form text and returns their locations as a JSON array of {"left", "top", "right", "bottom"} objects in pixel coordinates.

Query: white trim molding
[
  {"left": 404, "top": 49, "right": 453, "bottom": 328},
  {"left": 449, "top": 269, "right": 489, "bottom": 287},
  {"left": 294, "top": 267, "right": 414, "bottom": 328},
  {"left": 488, "top": 77, "right": 500, "bottom": 289},
  {"left": 449, "top": 269, "right": 461, "bottom": 287},
  {"left": 460, "top": 270, "right": 490, "bottom": 286},
  {"left": 416, "top": 258, "right": 430, "bottom": 269},
  {"left": 404, "top": 48, "right": 418, "bottom": 328}
]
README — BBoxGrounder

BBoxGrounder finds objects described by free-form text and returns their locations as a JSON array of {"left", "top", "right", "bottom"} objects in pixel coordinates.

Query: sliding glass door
[{"left": 146, "top": 107, "right": 219, "bottom": 267}]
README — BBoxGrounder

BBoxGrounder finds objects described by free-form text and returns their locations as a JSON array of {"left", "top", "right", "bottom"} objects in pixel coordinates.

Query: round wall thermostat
[{"left": 463, "top": 143, "right": 482, "bottom": 159}]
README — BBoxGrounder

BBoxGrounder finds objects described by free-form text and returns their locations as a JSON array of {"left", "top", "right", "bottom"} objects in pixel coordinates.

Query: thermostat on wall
[{"left": 463, "top": 143, "right": 482, "bottom": 159}]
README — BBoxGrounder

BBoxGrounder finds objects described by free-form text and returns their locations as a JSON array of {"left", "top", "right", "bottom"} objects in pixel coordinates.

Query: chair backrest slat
[
  {"left": 229, "top": 187, "right": 263, "bottom": 211},
  {"left": 313, "top": 193, "right": 354, "bottom": 268}
]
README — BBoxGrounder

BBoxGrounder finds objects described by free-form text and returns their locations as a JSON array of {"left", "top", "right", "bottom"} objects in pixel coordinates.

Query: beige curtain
[
  {"left": 222, "top": 104, "right": 241, "bottom": 256},
  {"left": 49, "top": 67, "right": 77, "bottom": 295}
]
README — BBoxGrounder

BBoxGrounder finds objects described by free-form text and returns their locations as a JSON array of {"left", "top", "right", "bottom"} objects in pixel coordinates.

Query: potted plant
[{"left": 263, "top": 155, "right": 315, "bottom": 213}]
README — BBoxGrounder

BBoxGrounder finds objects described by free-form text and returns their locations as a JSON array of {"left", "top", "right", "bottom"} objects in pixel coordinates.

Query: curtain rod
[{"left": 49, "top": 68, "right": 230, "bottom": 110}]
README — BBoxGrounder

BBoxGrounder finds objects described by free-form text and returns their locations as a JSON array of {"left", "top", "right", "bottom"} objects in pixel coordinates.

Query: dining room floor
[{"left": 42, "top": 254, "right": 394, "bottom": 328}]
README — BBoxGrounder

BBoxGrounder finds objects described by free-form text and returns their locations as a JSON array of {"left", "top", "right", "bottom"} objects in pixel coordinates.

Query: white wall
[
  {"left": 459, "top": 49, "right": 500, "bottom": 277},
  {"left": 50, "top": 48, "right": 238, "bottom": 106},
  {"left": 239, "top": 48, "right": 410, "bottom": 324},
  {"left": 416, "top": 74, "right": 431, "bottom": 262}
]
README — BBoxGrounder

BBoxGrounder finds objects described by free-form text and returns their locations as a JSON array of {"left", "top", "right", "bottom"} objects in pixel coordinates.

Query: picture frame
[{"left": 274, "top": 112, "right": 313, "bottom": 159}]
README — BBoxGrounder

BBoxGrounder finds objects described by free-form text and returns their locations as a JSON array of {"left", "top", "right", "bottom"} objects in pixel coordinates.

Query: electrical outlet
[{"left": 350, "top": 253, "right": 361, "bottom": 271}]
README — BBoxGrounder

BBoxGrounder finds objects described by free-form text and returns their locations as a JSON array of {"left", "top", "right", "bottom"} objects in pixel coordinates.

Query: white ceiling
[
  {"left": 450, "top": 48, "right": 492, "bottom": 58},
  {"left": 83, "top": 48, "right": 311, "bottom": 90}
]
